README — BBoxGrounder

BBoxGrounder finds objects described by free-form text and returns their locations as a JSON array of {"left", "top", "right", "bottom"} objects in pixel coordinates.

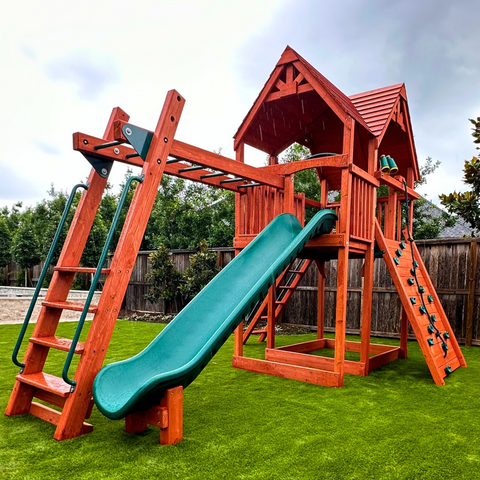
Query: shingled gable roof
[
  {"left": 349, "top": 84, "right": 404, "bottom": 137},
  {"left": 233, "top": 46, "right": 373, "bottom": 152}
]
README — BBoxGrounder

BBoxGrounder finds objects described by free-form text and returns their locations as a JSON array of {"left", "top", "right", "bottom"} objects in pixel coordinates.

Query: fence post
[{"left": 466, "top": 240, "right": 478, "bottom": 347}]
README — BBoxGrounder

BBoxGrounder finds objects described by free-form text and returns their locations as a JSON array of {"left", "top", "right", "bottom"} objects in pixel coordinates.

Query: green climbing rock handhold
[
  {"left": 419, "top": 305, "right": 427, "bottom": 315},
  {"left": 418, "top": 286, "right": 425, "bottom": 294},
  {"left": 430, "top": 314, "right": 436, "bottom": 322},
  {"left": 413, "top": 261, "right": 419, "bottom": 268},
  {"left": 395, "top": 249, "right": 403, "bottom": 257},
  {"left": 443, "top": 332, "right": 450, "bottom": 340},
  {"left": 427, "top": 295, "right": 434, "bottom": 303},
  {"left": 444, "top": 366, "right": 452, "bottom": 375},
  {"left": 394, "top": 257, "right": 400, "bottom": 266},
  {"left": 410, "top": 268, "right": 416, "bottom": 276},
  {"left": 407, "top": 278, "right": 415, "bottom": 286},
  {"left": 399, "top": 241, "right": 406, "bottom": 250},
  {"left": 427, "top": 325, "right": 434, "bottom": 334},
  {"left": 410, "top": 297, "right": 416, "bottom": 305},
  {"left": 428, "top": 338, "right": 434, "bottom": 346}
]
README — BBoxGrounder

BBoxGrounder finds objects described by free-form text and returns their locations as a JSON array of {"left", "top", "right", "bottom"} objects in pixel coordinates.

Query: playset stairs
[
  {"left": 243, "top": 258, "right": 312, "bottom": 344},
  {"left": 5, "top": 92, "right": 185, "bottom": 440},
  {"left": 375, "top": 220, "right": 466, "bottom": 385}
]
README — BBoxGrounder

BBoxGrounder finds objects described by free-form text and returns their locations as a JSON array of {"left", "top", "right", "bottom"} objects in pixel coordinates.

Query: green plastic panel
[{"left": 93, "top": 210, "right": 337, "bottom": 419}]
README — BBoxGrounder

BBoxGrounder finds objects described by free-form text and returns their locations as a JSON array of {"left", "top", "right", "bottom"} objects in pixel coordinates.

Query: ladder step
[
  {"left": 54, "top": 266, "right": 111, "bottom": 274},
  {"left": 276, "top": 299, "right": 288, "bottom": 304},
  {"left": 42, "top": 300, "right": 98, "bottom": 313},
  {"left": 279, "top": 285, "right": 296, "bottom": 289},
  {"left": 252, "top": 329, "right": 267, "bottom": 334},
  {"left": 16, "top": 372, "right": 71, "bottom": 397},
  {"left": 30, "top": 336, "right": 85, "bottom": 354},
  {"left": 288, "top": 270, "right": 303, "bottom": 273}
]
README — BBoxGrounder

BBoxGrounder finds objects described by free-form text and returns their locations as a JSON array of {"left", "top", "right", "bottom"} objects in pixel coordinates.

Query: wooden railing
[
  {"left": 237, "top": 186, "right": 305, "bottom": 236},
  {"left": 350, "top": 175, "right": 376, "bottom": 242}
]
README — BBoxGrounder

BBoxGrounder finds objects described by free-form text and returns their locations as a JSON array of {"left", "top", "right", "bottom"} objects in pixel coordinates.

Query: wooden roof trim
[
  {"left": 400, "top": 96, "right": 420, "bottom": 179},
  {"left": 233, "top": 64, "right": 284, "bottom": 150}
]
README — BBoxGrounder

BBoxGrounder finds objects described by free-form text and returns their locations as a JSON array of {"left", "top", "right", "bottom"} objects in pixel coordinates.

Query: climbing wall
[{"left": 375, "top": 221, "right": 467, "bottom": 385}]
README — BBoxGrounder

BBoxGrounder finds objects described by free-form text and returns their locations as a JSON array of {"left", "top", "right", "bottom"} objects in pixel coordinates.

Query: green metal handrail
[
  {"left": 12, "top": 183, "right": 89, "bottom": 370},
  {"left": 62, "top": 174, "right": 144, "bottom": 391}
]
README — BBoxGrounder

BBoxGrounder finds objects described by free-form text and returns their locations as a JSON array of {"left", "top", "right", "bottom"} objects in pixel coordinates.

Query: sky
[{"left": 1, "top": 0, "right": 479, "bottom": 210}]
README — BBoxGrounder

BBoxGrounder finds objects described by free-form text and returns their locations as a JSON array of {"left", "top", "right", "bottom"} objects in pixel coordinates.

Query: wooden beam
[
  {"left": 170, "top": 140, "right": 284, "bottom": 189},
  {"left": 265, "top": 83, "right": 314, "bottom": 102},
  {"left": 232, "top": 356, "right": 341, "bottom": 387},
  {"left": 375, "top": 171, "right": 420, "bottom": 199},
  {"left": 260, "top": 155, "right": 347, "bottom": 175}
]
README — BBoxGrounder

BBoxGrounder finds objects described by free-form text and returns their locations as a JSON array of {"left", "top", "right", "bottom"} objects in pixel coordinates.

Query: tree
[
  {"left": 0, "top": 216, "right": 11, "bottom": 268},
  {"left": 11, "top": 214, "right": 42, "bottom": 286},
  {"left": 279, "top": 143, "right": 321, "bottom": 222},
  {"left": 145, "top": 244, "right": 184, "bottom": 312},
  {"left": 439, "top": 156, "right": 480, "bottom": 236},
  {"left": 439, "top": 118, "right": 480, "bottom": 236},
  {"left": 179, "top": 239, "right": 220, "bottom": 301}
]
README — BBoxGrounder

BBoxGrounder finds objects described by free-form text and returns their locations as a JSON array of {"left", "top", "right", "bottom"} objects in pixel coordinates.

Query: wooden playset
[{"left": 5, "top": 46, "right": 466, "bottom": 444}]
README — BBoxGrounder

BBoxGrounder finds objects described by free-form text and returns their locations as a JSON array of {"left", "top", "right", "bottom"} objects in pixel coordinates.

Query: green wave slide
[{"left": 93, "top": 210, "right": 336, "bottom": 419}]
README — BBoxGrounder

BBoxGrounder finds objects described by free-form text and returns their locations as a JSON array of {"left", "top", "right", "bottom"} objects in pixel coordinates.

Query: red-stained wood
[
  {"left": 53, "top": 90, "right": 185, "bottom": 441},
  {"left": 368, "top": 348, "right": 400, "bottom": 372},
  {"left": 29, "top": 336, "right": 85, "bottom": 354},
  {"left": 29, "top": 402, "right": 93, "bottom": 434},
  {"left": 276, "top": 339, "right": 326, "bottom": 353},
  {"left": 375, "top": 171, "right": 419, "bottom": 199},
  {"left": 232, "top": 356, "right": 341, "bottom": 387},
  {"left": 41, "top": 300, "right": 97, "bottom": 313},
  {"left": 315, "top": 260, "right": 326, "bottom": 339},
  {"left": 385, "top": 187, "right": 397, "bottom": 239},
  {"left": 360, "top": 244, "right": 374, "bottom": 371},
  {"left": 6, "top": 107, "right": 122, "bottom": 419},
  {"left": 399, "top": 308, "right": 408, "bottom": 359},
  {"left": 266, "top": 285, "right": 276, "bottom": 349},
  {"left": 265, "top": 349, "right": 365, "bottom": 376},
  {"left": 261, "top": 155, "right": 347, "bottom": 175},
  {"left": 284, "top": 175, "right": 295, "bottom": 214},
  {"left": 160, "top": 387, "right": 183, "bottom": 445}
]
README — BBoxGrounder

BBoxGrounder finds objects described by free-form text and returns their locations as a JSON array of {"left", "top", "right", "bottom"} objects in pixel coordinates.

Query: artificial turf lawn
[{"left": 0, "top": 320, "right": 479, "bottom": 480}]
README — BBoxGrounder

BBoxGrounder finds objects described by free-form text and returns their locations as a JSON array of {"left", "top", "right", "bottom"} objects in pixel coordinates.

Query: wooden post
[
  {"left": 360, "top": 245, "right": 374, "bottom": 373},
  {"left": 160, "top": 386, "right": 183, "bottom": 445},
  {"left": 124, "top": 386, "right": 183, "bottom": 445},
  {"left": 333, "top": 117, "right": 354, "bottom": 386},
  {"left": 315, "top": 260, "right": 326, "bottom": 339},
  {"left": 385, "top": 186, "right": 397, "bottom": 239},
  {"left": 233, "top": 143, "right": 245, "bottom": 356},
  {"left": 466, "top": 240, "right": 478, "bottom": 347},
  {"left": 266, "top": 285, "right": 276, "bottom": 349},
  {"left": 284, "top": 174, "right": 295, "bottom": 214},
  {"left": 399, "top": 307, "right": 408, "bottom": 358}
]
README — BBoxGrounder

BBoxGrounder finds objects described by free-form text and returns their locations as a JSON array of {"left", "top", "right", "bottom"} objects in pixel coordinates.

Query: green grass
[{"left": 1, "top": 320, "right": 479, "bottom": 480}]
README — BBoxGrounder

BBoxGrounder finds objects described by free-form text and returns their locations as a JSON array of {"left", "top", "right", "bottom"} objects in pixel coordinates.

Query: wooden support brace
[{"left": 125, "top": 386, "right": 183, "bottom": 445}]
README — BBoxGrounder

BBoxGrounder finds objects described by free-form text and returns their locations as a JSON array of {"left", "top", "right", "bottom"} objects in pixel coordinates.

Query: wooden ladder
[
  {"left": 243, "top": 258, "right": 312, "bottom": 344},
  {"left": 375, "top": 220, "right": 467, "bottom": 385},
  {"left": 5, "top": 91, "right": 185, "bottom": 440}
]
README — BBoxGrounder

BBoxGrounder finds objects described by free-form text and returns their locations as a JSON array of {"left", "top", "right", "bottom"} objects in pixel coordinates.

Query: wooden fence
[
  {"left": 120, "top": 239, "right": 479, "bottom": 346},
  {"left": 3, "top": 239, "right": 479, "bottom": 346}
]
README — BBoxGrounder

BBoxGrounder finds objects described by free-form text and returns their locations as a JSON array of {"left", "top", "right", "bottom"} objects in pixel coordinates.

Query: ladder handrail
[
  {"left": 12, "top": 183, "right": 89, "bottom": 370},
  {"left": 62, "top": 174, "right": 144, "bottom": 391}
]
